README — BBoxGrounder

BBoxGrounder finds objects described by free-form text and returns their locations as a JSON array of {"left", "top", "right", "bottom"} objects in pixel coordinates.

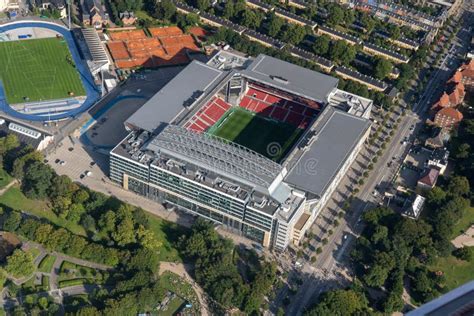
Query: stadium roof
[
  {"left": 126, "top": 61, "right": 225, "bottom": 132},
  {"left": 241, "top": 55, "right": 338, "bottom": 103},
  {"left": 146, "top": 125, "right": 284, "bottom": 191},
  {"left": 285, "top": 107, "right": 370, "bottom": 198}
]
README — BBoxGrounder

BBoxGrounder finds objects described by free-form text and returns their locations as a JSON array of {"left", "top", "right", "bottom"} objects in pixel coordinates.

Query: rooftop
[
  {"left": 241, "top": 55, "right": 338, "bottom": 103},
  {"left": 146, "top": 125, "right": 284, "bottom": 191},
  {"left": 284, "top": 107, "right": 370, "bottom": 198},
  {"left": 126, "top": 61, "right": 225, "bottom": 132}
]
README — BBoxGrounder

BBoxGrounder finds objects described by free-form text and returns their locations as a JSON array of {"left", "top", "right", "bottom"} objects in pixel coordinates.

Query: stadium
[
  {"left": 110, "top": 51, "right": 373, "bottom": 251},
  {"left": 0, "top": 21, "right": 99, "bottom": 121}
]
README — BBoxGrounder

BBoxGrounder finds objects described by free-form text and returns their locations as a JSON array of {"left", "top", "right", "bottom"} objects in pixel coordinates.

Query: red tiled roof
[
  {"left": 450, "top": 71, "right": 462, "bottom": 83},
  {"left": 449, "top": 88, "right": 461, "bottom": 105},
  {"left": 436, "top": 107, "right": 463, "bottom": 121},
  {"left": 418, "top": 168, "right": 439, "bottom": 187},
  {"left": 433, "top": 92, "right": 450, "bottom": 109}
]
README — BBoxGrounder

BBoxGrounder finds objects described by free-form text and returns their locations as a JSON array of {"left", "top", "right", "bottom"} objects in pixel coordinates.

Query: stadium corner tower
[{"left": 110, "top": 51, "right": 373, "bottom": 251}]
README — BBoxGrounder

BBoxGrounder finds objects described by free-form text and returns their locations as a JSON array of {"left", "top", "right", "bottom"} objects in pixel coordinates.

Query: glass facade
[{"left": 110, "top": 153, "right": 274, "bottom": 245}]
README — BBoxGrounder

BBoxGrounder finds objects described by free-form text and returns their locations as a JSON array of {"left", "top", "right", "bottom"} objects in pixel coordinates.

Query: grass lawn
[
  {"left": 38, "top": 255, "right": 56, "bottom": 273},
  {"left": 161, "top": 296, "right": 185, "bottom": 316},
  {"left": 0, "top": 186, "right": 86, "bottom": 236},
  {"left": 429, "top": 254, "right": 474, "bottom": 290},
  {"left": 451, "top": 207, "right": 474, "bottom": 238},
  {"left": 145, "top": 212, "right": 187, "bottom": 262},
  {"left": 0, "top": 169, "right": 12, "bottom": 189},
  {"left": 27, "top": 246, "right": 41, "bottom": 261},
  {"left": 210, "top": 107, "right": 303, "bottom": 161},
  {"left": 58, "top": 261, "right": 104, "bottom": 285},
  {"left": 0, "top": 37, "right": 85, "bottom": 104},
  {"left": 58, "top": 278, "right": 90, "bottom": 288}
]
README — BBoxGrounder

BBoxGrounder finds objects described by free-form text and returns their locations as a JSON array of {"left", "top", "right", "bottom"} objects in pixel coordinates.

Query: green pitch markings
[
  {"left": 0, "top": 37, "right": 86, "bottom": 104},
  {"left": 210, "top": 107, "right": 303, "bottom": 162}
]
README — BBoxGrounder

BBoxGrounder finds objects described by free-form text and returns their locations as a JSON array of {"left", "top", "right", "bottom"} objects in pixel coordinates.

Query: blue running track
[{"left": 0, "top": 21, "right": 100, "bottom": 121}]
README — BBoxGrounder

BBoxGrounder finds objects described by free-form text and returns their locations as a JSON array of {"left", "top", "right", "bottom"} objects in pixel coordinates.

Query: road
[{"left": 285, "top": 3, "right": 473, "bottom": 314}]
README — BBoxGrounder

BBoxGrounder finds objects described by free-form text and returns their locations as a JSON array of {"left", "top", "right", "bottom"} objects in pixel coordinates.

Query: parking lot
[{"left": 395, "top": 146, "right": 431, "bottom": 189}]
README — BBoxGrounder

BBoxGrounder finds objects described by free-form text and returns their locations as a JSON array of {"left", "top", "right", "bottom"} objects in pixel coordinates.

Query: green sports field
[
  {"left": 0, "top": 37, "right": 86, "bottom": 104},
  {"left": 210, "top": 107, "right": 303, "bottom": 161}
]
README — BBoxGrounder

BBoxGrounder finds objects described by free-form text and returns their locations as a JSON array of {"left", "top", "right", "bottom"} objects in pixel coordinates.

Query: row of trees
[{"left": 0, "top": 135, "right": 163, "bottom": 255}]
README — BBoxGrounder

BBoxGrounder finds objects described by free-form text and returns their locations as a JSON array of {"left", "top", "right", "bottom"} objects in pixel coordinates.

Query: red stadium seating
[
  {"left": 185, "top": 97, "right": 231, "bottom": 132},
  {"left": 237, "top": 86, "right": 321, "bottom": 128},
  {"left": 287, "top": 112, "right": 304, "bottom": 126},
  {"left": 271, "top": 107, "right": 287, "bottom": 121}
]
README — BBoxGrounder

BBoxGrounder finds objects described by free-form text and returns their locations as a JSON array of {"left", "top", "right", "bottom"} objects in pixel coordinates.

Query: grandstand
[{"left": 111, "top": 51, "right": 373, "bottom": 251}]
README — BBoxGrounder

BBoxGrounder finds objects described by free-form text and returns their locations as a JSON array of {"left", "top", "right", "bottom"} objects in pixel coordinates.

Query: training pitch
[
  {"left": 0, "top": 37, "right": 86, "bottom": 104},
  {"left": 210, "top": 107, "right": 303, "bottom": 161}
]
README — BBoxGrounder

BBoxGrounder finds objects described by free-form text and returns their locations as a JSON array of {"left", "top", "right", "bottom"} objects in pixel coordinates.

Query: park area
[
  {"left": 210, "top": 107, "right": 303, "bottom": 161},
  {"left": 0, "top": 37, "right": 85, "bottom": 104}
]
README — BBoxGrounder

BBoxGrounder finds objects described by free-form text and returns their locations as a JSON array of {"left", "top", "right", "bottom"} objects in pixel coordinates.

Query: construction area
[{"left": 106, "top": 27, "right": 200, "bottom": 68}]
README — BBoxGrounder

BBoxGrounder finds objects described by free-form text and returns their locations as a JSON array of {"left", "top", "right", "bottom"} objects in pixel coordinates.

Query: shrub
[{"left": 452, "top": 247, "right": 472, "bottom": 261}]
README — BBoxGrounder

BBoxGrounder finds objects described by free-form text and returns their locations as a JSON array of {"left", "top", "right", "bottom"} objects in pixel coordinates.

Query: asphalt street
[{"left": 285, "top": 4, "right": 473, "bottom": 314}]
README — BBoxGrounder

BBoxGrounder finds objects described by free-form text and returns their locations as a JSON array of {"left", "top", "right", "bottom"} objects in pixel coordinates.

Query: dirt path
[
  {"left": 0, "top": 179, "right": 18, "bottom": 196},
  {"left": 451, "top": 226, "right": 474, "bottom": 248},
  {"left": 159, "top": 262, "right": 210, "bottom": 316}
]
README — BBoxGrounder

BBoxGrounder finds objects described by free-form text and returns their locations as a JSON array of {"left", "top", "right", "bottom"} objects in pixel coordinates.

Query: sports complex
[
  {"left": 110, "top": 50, "right": 374, "bottom": 251},
  {"left": 0, "top": 21, "right": 99, "bottom": 121}
]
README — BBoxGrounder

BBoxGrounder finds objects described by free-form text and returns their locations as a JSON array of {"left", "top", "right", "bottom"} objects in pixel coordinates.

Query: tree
[
  {"left": 343, "top": 10, "right": 355, "bottom": 26},
  {"left": 111, "top": 212, "right": 136, "bottom": 246},
  {"left": 447, "top": 176, "right": 470, "bottom": 197},
  {"left": 194, "top": 0, "right": 210, "bottom": 11},
  {"left": 4, "top": 211, "right": 22, "bottom": 232},
  {"left": 266, "top": 13, "right": 284, "bottom": 37},
  {"left": 137, "top": 225, "right": 162, "bottom": 251},
  {"left": 388, "top": 24, "right": 401, "bottom": 40},
  {"left": 374, "top": 58, "right": 393, "bottom": 79},
  {"left": 239, "top": 9, "right": 262, "bottom": 28},
  {"left": 360, "top": 13, "right": 376, "bottom": 34},
  {"left": 49, "top": 174, "right": 73, "bottom": 199},
  {"left": 453, "top": 247, "right": 473, "bottom": 261},
  {"left": 364, "top": 264, "right": 390, "bottom": 287},
  {"left": 222, "top": 0, "right": 235, "bottom": 19},
  {"left": 426, "top": 186, "right": 446, "bottom": 206},
  {"left": 81, "top": 215, "right": 97, "bottom": 233},
  {"left": 280, "top": 24, "right": 307, "bottom": 45},
  {"left": 312, "top": 34, "right": 330, "bottom": 56},
  {"left": 453, "top": 143, "right": 470, "bottom": 159},
  {"left": 306, "top": 289, "right": 368, "bottom": 315},
  {"left": 6, "top": 249, "right": 35, "bottom": 278},
  {"left": 126, "top": 248, "right": 159, "bottom": 272},
  {"left": 22, "top": 161, "right": 53, "bottom": 199},
  {"left": 329, "top": 40, "right": 356, "bottom": 65},
  {"left": 152, "top": 0, "right": 176, "bottom": 21},
  {"left": 326, "top": 4, "right": 344, "bottom": 26},
  {"left": 99, "top": 210, "right": 117, "bottom": 235}
]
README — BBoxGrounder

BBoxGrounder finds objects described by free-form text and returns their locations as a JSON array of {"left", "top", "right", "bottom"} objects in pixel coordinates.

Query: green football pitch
[
  {"left": 210, "top": 107, "right": 303, "bottom": 161},
  {"left": 0, "top": 37, "right": 86, "bottom": 104}
]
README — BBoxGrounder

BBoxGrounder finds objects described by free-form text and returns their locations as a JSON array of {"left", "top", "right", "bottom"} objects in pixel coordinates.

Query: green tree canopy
[{"left": 6, "top": 249, "right": 35, "bottom": 278}]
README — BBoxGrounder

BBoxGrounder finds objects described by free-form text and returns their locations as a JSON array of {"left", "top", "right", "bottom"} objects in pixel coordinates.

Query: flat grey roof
[
  {"left": 241, "top": 54, "right": 338, "bottom": 103},
  {"left": 285, "top": 108, "right": 370, "bottom": 197},
  {"left": 126, "top": 61, "right": 224, "bottom": 132}
]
